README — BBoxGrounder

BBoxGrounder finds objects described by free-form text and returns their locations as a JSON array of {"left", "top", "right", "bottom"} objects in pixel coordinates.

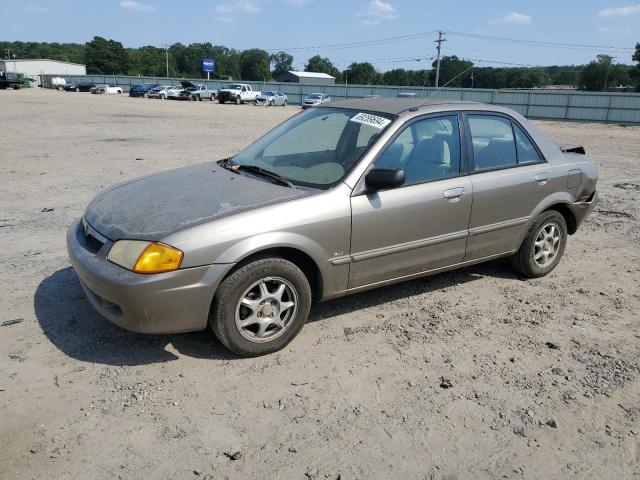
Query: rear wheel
[
  {"left": 510, "top": 210, "right": 567, "bottom": 278},
  {"left": 269, "top": 100, "right": 274, "bottom": 106},
  {"left": 210, "top": 257, "right": 312, "bottom": 357},
  {"left": 235, "top": 95, "right": 241, "bottom": 105},
  {"left": 75, "top": 87, "right": 79, "bottom": 92},
  {"left": 219, "top": 98, "right": 225, "bottom": 104}
]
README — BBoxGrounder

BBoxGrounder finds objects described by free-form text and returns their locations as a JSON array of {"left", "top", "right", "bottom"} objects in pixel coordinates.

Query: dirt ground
[{"left": 1, "top": 88, "right": 639, "bottom": 480}]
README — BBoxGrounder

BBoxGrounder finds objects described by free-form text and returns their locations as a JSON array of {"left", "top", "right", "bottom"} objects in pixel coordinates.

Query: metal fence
[{"left": 40, "top": 74, "right": 640, "bottom": 125}]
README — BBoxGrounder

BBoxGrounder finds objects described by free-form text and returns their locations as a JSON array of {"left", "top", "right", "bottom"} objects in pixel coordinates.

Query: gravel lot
[{"left": 1, "top": 88, "right": 639, "bottom": 480}]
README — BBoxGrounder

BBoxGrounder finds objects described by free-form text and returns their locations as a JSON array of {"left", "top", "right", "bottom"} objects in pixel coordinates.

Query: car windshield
[
  {"left": 262, "top": 91, "right": 275, "bottom": 96},
  {"left": 231, "top": 107, "right": 394, "bottom": 189},
  {"left": 307, "top": 94, "right": 322, "bottom": 99},
  {"left": 228, "top": 84, "right": 242, "bottom": 89}
]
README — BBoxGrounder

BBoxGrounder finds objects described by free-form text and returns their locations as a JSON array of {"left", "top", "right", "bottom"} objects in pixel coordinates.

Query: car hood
[
  {"left": 84, "top": 161, "right": 311, "bottom": 241},
  {"left": 181, "top": 80, "right": 197, "bottom": 89}
]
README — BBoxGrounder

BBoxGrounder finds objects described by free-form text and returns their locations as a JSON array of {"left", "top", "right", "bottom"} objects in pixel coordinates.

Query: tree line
[{"left": 1, "top": 38, "right": 639, "bottom": 91}]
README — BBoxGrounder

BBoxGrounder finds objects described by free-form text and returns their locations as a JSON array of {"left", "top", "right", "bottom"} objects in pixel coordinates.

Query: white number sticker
[{"left": 350, "top": 112, "right": 391, "bottom": 130}]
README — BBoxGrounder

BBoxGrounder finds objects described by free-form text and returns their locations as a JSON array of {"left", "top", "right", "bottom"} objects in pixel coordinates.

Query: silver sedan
[
  {"left": 302, "top": 93, "right": 331, "bottom": 109},
  {"left": 255, "top": 91, "right": 288, "bottom": 106},
  {"left": 67, "top": 98, "right": 598, "bottom": 356}
]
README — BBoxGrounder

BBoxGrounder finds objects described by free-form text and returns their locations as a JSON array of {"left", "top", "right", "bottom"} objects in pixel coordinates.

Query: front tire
[
  {"left": 235, "top": 95, "right": 241, "bottom": 105},
  {"left": 511, "top": 210, "right": 567, "bottom": 278},
  {"left": 210, "top": 257, "right": 312, "bottom": 357}
]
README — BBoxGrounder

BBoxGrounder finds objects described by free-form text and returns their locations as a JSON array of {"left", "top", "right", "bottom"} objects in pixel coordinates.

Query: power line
[
  {"left": 266, "top": 31, "right": 437, "bottom": 53},
  {"left": 447, "top": 31, "right": 635, "bottom": 53}
]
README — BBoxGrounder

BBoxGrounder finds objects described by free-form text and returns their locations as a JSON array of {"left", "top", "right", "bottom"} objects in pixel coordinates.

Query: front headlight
[{"left": 107, "top": 240, "right": 183, "bottom": 274}]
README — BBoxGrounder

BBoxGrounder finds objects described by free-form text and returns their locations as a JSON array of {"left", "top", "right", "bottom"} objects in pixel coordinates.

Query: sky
[{"left": 1, "top": 0, "right": 638, "bottom": 70}]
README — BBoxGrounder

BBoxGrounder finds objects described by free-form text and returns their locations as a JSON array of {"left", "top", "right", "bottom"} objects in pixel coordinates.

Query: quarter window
[
  {"left": 469, "top": 115, "right": 517, "bottom": 171},
  {"left": 513, "top": 123, "right": 542, "bottom": 164},
  {"left": 375, "top": 115, "right": 461, "bottom": 185}
]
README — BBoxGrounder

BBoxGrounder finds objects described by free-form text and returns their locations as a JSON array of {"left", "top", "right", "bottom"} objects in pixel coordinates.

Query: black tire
[
  {"left": 75, "top": 87, "right": 79, "bottom": 92},
  {"left": 210, "top": 257, "right": 312, "bottom": 357},
  {"left": 235, "top": 95, "right": 241, "bottom": 105},
  {"left": 510, "top": 210, "right": 567, "bottom": 278},
  {"left": 210, "top": 94, "right": 216, "bottom": 101},
  {"left": 269, "top": 100, "right": 274, "bottom": 106},
  {"left": 219, "top": 99, "right": 225, "bottom": 104},
  {"left": 283, "top": 99, "right": 288, "bottom": 106}
]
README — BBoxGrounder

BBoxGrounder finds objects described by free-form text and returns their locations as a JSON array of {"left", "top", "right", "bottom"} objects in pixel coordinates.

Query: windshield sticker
[{"left": 350, "top": 112, "right": 391, "bottom": 130}]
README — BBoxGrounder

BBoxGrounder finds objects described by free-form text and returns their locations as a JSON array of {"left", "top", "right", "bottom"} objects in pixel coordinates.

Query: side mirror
[{"left": 365, "top": 168, "right": 405, "bottom": 191}]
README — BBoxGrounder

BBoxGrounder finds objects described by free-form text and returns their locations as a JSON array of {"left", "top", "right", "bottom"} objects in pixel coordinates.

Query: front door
[{"left": 349, "top": 114, "right": 473, "bottom": 289}]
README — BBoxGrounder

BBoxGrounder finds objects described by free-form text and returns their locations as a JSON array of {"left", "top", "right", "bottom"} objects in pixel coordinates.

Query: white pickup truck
[
  {"left": 177, "top": 80, "right": 217, "bottom": 101},
  {"left": 218, "top": 83, "right": 260, "bottom": 104}
]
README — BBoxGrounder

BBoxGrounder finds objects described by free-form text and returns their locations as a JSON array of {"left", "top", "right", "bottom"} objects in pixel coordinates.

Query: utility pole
[
  {"left": 159, "top": 44, "right": 169, "bottom": 77},
  {"left": 434, "top": 31, "right": 446, "bottom": 88},
  {"left": 603, "top": 56, "right": 616, "bottom": 91}
]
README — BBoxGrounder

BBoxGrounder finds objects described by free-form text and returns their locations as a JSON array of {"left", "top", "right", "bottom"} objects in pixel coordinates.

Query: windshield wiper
[{"left": 222, "top": 159, "right": 294, "bottom": 188}]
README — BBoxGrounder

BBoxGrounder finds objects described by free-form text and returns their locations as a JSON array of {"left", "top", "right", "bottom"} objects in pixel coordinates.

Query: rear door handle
[
  {"left": 534, "top": 173, "right": 549, "bottom": 183},
  {"left": 443, "top": 187, "right": 465, "bottom": 199}
]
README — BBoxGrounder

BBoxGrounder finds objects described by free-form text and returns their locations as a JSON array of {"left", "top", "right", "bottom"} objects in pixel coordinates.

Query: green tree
[
  {"left": 579, "top": 54, "right": 631, "bottom": 91},
  {"left": 305, "top": 55, "right": 341, "bottom": 80},
  {"left": 239, "top": 49, "right": 271, "bottom": 81},
  {"left": 381, "top": 68, "right": 410, "bottom": 86},
  {"left": 432, "top": 56, "right": 473, "bottom": 87},
  {"left": 343, "top": 62, "right": 378, "bottom": 85},
  {"left": 270, "top": 51, "right": 293, "bottom": 78},
  {"left": 84, "top": 36, "right": 128, "bottom": 74}
]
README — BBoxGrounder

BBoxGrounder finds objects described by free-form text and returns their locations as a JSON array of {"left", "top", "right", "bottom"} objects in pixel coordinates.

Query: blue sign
[{"left": 202, "top": 58, "right": 215, "bottom": 73}]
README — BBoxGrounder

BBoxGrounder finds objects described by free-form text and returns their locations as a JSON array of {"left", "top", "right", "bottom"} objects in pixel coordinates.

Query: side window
[
  {"left": 469, "top": 115, "right": 517, "bottom": 171},
  {"left": 375, "top": 115, "right": 461, "bottom": 185},
  {"left": 513, "top": 124, "right": 542, "bottom": 164}
]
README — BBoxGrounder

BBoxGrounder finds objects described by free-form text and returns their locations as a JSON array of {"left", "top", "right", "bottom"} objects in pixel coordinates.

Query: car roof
[{"left": 320, "top": 97, "right": 477, "bottom": 115}]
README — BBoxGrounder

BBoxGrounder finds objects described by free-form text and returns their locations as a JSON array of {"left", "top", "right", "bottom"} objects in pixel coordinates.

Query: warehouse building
[
  {"left": 275, "top": 70, "right": 335, "bottom": 85},
  {"left": 0, "top": 59, "right": 86, "bottom": 84}
]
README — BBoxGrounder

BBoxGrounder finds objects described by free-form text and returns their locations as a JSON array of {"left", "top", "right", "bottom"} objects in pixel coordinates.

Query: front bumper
[{"left": 66, "top": 219, "right": 233, "bottom": 334}]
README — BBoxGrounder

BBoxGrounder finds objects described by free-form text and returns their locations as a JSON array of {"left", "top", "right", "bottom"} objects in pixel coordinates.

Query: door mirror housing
[{"left": 365, "top": 168, "right": 405, "bottom": 191}]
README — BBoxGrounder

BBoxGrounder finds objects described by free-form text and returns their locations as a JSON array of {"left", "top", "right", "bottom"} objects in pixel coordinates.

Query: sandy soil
[{"left": 1, "top": 88, "right": 639, "bottom": 480}]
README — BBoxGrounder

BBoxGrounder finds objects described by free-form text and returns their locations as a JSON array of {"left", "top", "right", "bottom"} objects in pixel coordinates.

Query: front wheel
[
  {"left": 210, "top": 257, "right": 312, "bottom": 357},
  {"left": 283, "top": 99, "right": 288, "bottom": 106},
  {"left": 510, "top": 210, "right": 567, "bottom": 278},
  {"left": 235, "top": 96, "right": 241, "bottom": 105}
]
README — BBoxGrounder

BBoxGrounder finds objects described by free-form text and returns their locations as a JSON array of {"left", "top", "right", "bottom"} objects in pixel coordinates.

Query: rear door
[
  {"left": 349, "top": 113, "right": 473, "bottom": 289},
  {"left": 463, "top": 113, "right": 553, "bottom": 260}
]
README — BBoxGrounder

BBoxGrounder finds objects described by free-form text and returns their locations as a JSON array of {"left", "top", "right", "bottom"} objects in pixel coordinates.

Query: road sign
[{"left": 202, "top": 58, "right": 215, "bottom": 73}]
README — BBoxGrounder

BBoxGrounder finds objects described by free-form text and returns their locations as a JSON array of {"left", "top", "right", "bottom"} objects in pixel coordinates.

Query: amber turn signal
[{"left": 133, "top": 243, "right": 183, "bottom": 274}]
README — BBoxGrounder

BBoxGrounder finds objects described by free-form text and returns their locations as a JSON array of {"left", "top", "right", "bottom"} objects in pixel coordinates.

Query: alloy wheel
[
  {"left": 533, "top": 222, "right": 561, "bottom": 267},
  {"left": 235, "top": 277, "right": 298, "bottom": 343}
]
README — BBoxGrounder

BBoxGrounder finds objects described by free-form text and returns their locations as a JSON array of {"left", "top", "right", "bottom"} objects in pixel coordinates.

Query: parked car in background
[
  {"left": 91, "top": 85, "right": 123, "bottom": 95},
  {"left": 65, "top": 82, "right": 96, "bottom": 92},
  {"left": 50, "top": 77, "right": 66, "bottom": 90},
  {"left": 167, "top": 85, "right": 185, "bottom": 99},
  {"left": 147, "top": 85, "right": 173, "bottom": 99},
  {"left": 218, "top": 83, "right": 260, "bottom": 104},
  {"left": 301, "top": 93, "right": 331, "bottom": 109},
  {"left": 255, "top": 91, "right": 288, "bottom": 106},
  {"left": 176, "top": 80, "right": 218, "bottom": 101},
  {"left": 67, "top": 98, "right": 598, "bottom": 357},
  {"left": 129, "top": 83, "right": 160, "bottom": 97}
]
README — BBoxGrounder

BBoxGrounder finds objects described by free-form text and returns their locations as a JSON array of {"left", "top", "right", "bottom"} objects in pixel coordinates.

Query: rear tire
[
  {"left": 75, "top": 87, "right": 79, "bottom": 92},
  {"left": 510, "top": 210, "right": 567, "bottom": 278},
  {"left": 235, "top": 96, "right": 241, "bottom": 105},
  {"left": 210, "top": 257, "right": 312, "bottom": 357}
]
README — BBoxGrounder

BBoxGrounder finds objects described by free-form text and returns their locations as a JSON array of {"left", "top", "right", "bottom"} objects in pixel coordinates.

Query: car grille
[{"left": 78, "top": 221, "right": 105, "bottom": 254}]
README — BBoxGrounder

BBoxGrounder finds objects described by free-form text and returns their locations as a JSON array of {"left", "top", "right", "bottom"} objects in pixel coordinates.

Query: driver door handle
[{"left": 443, "top": 187, "right": 465, "bottom": 199}]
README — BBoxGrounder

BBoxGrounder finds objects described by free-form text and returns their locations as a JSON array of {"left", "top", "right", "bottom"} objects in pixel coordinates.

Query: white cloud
[
  {"left": 217, "top": 16, "right": 236, "bottom": 23},
  {"left": 491, "top": 11, "right": 533, "bottom": 24},
  {"left": 286, "top": 0, "right": 313, "bottom": 6},
  {"left": 358, "top": 0, "right": 397, "bottom": 26},
  {"left": 24, "top": 5, "right": 50, "bottom": 13},
  {"left": 598, "top": 4, "right": 640, "bottom": 16},
  {"left": 216, "top": 1, "right": 262, "bottom": 14},
  {"left": 119, "top": 0, "right": 156, "bottom": 12}
]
